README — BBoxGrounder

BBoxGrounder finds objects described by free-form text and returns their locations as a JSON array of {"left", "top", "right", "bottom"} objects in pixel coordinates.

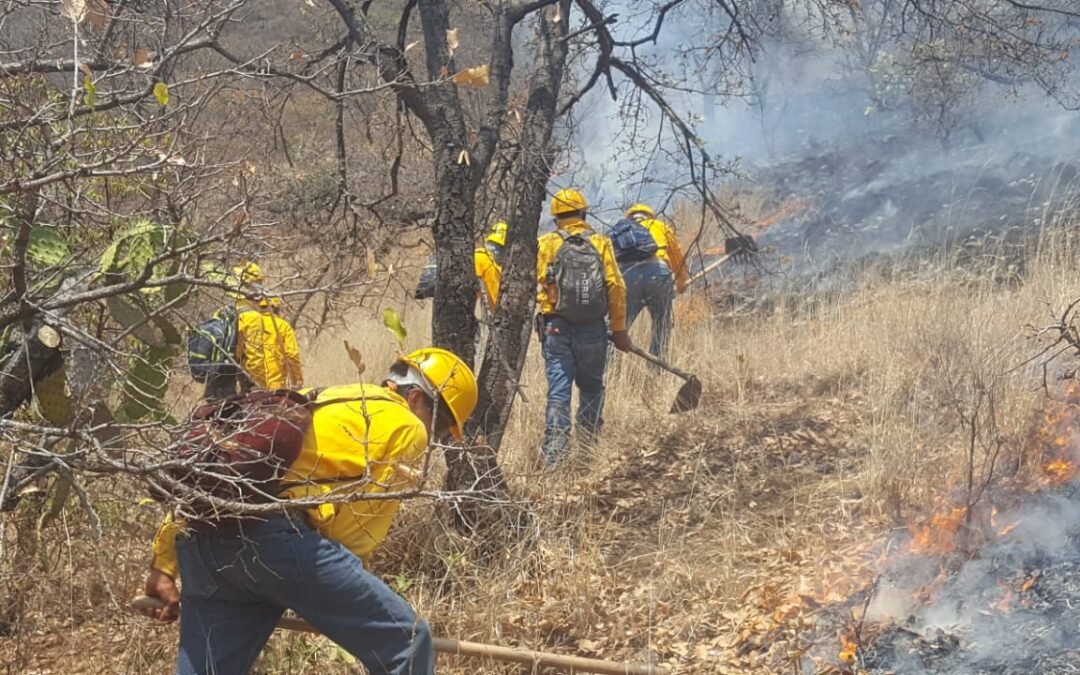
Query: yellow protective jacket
[
  {"left": 151, "top": 384, "right": 429, "bottom": 577},
  {"left": 640, "top": 217, "right": 690, "bottom": 293},
  {"left": 536, "top": 218, "right": 627, "bottom": 331},
  {"left": 474, "top": 247, "right": 501, "bottom": 311},
  {"left": 236, "top": 299, "right": 303, "bottom": 389}
]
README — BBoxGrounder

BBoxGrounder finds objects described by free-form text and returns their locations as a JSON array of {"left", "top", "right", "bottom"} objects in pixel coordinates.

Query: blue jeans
[
  {"left": 623, "top": 261, "right": 674, "bottom": 359},
  {"left": 174, "top": 516, "right": 433, "bottom": 675},
  {"left": 541, "top": 318, "right": 608, "bottom": 462}
]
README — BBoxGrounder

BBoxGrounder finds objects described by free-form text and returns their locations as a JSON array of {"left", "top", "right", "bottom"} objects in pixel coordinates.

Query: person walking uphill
[
  {"left": 141, "top": 348, "right": 478, "bottom": 675},
  {"left": 232, "top": 262, "right": 304, "bottom": 391},
  {"left": 536, "top": 189, "right": 632, "bottom": 464},
  {"left": 616, "top": 204, "right": 689, "bottom": 359}
]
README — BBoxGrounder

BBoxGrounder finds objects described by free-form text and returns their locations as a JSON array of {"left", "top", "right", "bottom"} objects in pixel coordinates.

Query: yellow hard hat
[
  {"left": 396, "top": 347, "right": 478, "bottom": 441},
  {"left": 486, "top": 222, "right": 508, "bottom": 247},
  {"left": 550, "top": 189, "right": 588, "bottom": 216},
  {"left": 626, "top": 203, "right": 654, "bottom": 218},
  {"left": 233, "top": 261, "right": 264, "bottom": 284}
]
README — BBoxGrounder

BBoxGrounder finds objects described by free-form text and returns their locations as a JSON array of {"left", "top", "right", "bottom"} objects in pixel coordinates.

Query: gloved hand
[
  {"left": 143, "top": 568, "right": 180, "bottom": 622},
  {"left": 610, "top": 330, "right": 633, "bottom": 352}
]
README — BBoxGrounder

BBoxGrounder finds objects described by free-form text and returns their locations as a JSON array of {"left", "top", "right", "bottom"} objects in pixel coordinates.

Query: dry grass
[{"left": 4, "top": 225, "right": 1080, "bottom": 673}]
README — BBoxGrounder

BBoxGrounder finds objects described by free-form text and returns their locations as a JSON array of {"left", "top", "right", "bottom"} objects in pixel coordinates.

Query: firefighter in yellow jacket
[
  {"left": 621, "top": 203, "right": 689, "bottom": 359},
  {"left": 474, "top": 221, "right": 507, "bottom": 312},
  {"left": 142, "top": 347, "right": 478, "bottom": 675},
  {"left": 233, "top": 262, "right": 303, "bottom": 391},
  {"left": 536, "top": 189, "right": 632, "bottom": 464}
]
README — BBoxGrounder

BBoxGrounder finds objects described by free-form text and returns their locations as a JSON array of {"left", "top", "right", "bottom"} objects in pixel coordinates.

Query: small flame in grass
[
  {"left": 754, "top": 197, "right": 811, "bottom": 231},
  {"left": 1021, "top": 572, "right": 1040, "bottom": 593},
  {"left": 1042, "top": 458, "right": 1078, "bottom": 485},
  {"left": 838, "top": 628, "right": 858, "bottom": 665},
  {"left": 838, "top": 640, "right": 858, "bottom": 664},
  {"left": 996, "top": 521, "right": 1021, "bottom": 537},
  {"left": 909, "top": 505, "right": 968, "bottom": 555}
]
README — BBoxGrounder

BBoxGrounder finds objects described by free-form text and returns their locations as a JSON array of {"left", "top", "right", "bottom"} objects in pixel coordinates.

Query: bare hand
[
  {"left": 143, "top": 568, "right": 180, "bottom": 622},
  {"left": 610, "top": 330, "right": 633, "bottom": 352}
]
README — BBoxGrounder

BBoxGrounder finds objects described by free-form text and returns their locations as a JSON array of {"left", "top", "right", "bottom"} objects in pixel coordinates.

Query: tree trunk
[
  {"left": 412, "top": 0, "right": 481, "bottom": 364},
  {"left": 445, "top": 3, "right": 572, "bottom": 524},
  {"left": 430, "top": 146, "right": 479, "bottom": 364},
  {"left": 468, "top": 0, "right": 571, "bottom": 451}
]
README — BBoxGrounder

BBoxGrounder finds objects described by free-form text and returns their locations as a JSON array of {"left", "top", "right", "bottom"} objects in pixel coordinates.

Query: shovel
[{"left": 624, "top": 345, "right": 703, "bottom": 413}]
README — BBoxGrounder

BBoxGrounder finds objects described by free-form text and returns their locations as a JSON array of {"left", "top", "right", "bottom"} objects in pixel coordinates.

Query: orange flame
[
  {"left": 996, "top": 521, "right": 1021, "bottom": 538},
  {"left": 1043, "top": 458, "right": 1078, "bottom": 485},
  {"left": 1021, "top": 572, "right": 1040, "bottom": 593},
  {"left": 838, "top": 627, "right": 858, "bottom": 664},
  {"left": 909, "top": 506, "right": 968, "bottom": 555},
  {"left": 755, "top": 197, "right": 810, "bottom": 231},
  {"left": 838, "top": 640, "right": 858, "bottom": 664}
]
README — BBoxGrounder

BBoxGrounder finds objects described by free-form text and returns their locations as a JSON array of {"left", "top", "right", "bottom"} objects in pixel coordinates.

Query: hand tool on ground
[
  {"left": 624, "top": 345, "right": 703, "bottom": 413},
  {"left": 687, "top": 234, "right": 758, "bottom": 287},
  {"left": 132, "top": 596, "right": 669, "bottom": 675}
]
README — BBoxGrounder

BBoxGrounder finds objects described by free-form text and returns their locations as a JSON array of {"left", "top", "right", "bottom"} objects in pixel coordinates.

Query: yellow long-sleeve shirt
[
  {"left": 474, "top": 247, "right": 501, "bottom": 311},
  {"left": 536, "top": 218, "right": 627, "bottom": 331},
  {"left": 236, "top": 299, "right": 303, "bottom": 389},
  {"left": 641, "top": 217, "right": 690, "bottom": 293},
  {"left": 150, "top": 384, "right": 428, "bottom": 577}
]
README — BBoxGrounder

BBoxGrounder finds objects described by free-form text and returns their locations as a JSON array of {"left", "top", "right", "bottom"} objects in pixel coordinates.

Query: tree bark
[
  {"left": 413, "top": 0, "right": 481, "bottom": 363},
  {"left": 460, "top": 0, "right": 571, "bottom": 453}
]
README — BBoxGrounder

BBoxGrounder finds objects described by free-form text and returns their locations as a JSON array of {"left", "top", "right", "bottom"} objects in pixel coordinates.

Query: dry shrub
[{"left": 5, "top": 225, "right": 1080, "bottom": 673}]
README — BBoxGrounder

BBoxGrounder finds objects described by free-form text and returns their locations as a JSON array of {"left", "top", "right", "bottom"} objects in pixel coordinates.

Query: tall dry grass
[{"left": 4, "top": 222, "right": 1080, "bottom": 673}]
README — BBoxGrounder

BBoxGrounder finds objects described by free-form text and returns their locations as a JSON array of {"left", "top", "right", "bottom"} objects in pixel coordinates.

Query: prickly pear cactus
[
  {"left": 26, "top": 227, "right": 71, "bottom": 266},
  {"left": 34, "top": 365, "right": 74, "bottom": 426},
  {"left": 106, "top": 295, "right": 164, "bottom": 348},
  {"left": 121, "top": 346, "right": 173, "bottom": 421}
]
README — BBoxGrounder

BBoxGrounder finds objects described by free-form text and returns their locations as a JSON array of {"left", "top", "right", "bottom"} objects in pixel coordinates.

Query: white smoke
[{"left": 556, "top": 0, "right": 1080, "bottom": 264}]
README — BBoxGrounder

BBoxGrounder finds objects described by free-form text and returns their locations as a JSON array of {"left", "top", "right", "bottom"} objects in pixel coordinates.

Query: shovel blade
[{"left": 670, "top": 376, "right": 702, "bottom": 413}]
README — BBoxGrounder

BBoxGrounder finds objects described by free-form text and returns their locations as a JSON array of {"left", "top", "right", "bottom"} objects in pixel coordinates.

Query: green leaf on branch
[
  {"left": 382, "top": 308, "right": 408, "bottom": 349},
  {"left": 83, "top": 74, "right": 96, "bottom": 109},
  {"left": 153, "top": 81, "right": 169, "bottom": 106}
]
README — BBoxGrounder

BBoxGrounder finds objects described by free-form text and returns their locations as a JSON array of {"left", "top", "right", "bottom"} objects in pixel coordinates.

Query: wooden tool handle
[
  {"left": 131, "top": 596, "right": 669, "bottom": 675},
  {"left": 687, "top": 251, "right": 733, "bottom": 285},
  {"left": 626, "top": 345, "right": 695, "bottom": 382}
]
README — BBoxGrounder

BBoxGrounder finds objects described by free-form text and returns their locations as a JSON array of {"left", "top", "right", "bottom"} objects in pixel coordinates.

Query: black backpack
[
  {"left": 610, "top": 217, "right": 659, "bottom": 264},
  {"left": 187, "top": 306, "right": 239, "bottom": 383},
  {"left": 551, "top": 230, "right": 608, "bottom": 324},
  {"left": 414, "top": 256, "right": 437, "bottom": 300}
]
